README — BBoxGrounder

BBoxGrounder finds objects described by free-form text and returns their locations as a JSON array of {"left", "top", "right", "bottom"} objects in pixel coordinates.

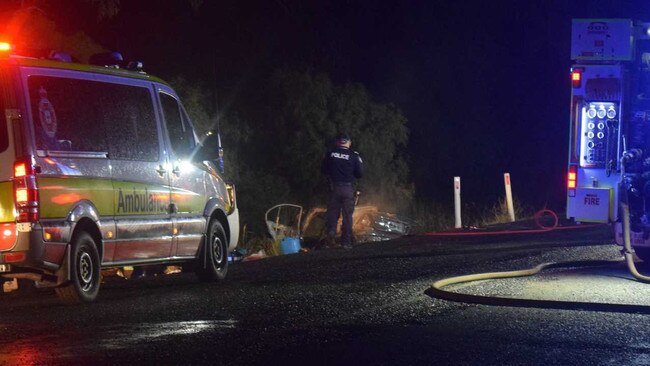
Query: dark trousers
[{"left": 326, "top": 184, "right": 355, "bottom": 245}]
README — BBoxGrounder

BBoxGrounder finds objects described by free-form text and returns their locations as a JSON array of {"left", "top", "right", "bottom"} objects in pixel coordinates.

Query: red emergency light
[
  {"left": 568, "top": 176, "right": 576, "bottom": 188},
  {"left": 0, "top": 42, "right": 14, "bottom": 61},
  {"left": 571, "top": 69, "right": 583, "bottom": 88},
  {"left": 568, "top": 165, "right": 578, "bottom": 196}
]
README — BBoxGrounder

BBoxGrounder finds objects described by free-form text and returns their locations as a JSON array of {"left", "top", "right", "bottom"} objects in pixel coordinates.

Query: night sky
[{"left": 14, "top": 0, "right": 650, "bottom": 212}]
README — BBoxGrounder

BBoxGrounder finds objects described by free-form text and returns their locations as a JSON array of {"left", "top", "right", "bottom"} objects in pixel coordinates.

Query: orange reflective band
[{"left": 51, "top": 193, "right": 82, "bottom": 205}]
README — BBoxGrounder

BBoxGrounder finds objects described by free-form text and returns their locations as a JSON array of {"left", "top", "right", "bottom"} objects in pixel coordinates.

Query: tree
[
  {"left": 231, "top": 68, "right": 412, "bottom": 233},
  {"left": 172, "top": 68, "right": 412, "bottom": 236}
]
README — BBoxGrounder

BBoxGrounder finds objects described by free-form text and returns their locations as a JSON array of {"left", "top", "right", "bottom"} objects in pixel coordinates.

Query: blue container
[{"left": 280, "top": 237, "right": 301, "bottom": 255}]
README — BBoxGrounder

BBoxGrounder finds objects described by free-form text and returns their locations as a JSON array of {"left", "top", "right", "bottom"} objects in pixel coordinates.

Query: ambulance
[
  {"left": 0, "top": 44, "right": 239, "bottom": 303},
  {"left": 567, "top": 19, "right": 650, "bottom": 260}
]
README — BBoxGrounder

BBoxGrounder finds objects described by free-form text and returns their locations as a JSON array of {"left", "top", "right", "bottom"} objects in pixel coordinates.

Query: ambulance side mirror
[{"left": 197, "top": 131, "right": 224, "bottom": 174}]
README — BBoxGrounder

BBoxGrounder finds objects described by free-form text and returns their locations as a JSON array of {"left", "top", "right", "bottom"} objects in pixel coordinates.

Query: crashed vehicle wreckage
[{"left": 265, "top": 204, "right": 415, "bottom": 247}]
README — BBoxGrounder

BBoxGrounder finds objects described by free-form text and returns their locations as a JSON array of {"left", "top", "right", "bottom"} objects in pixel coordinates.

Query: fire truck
[{"left": 567, "top": 19, "right": 650, "bottom": 260}]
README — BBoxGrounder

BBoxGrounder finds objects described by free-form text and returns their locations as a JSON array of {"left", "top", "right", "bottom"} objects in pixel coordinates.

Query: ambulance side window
[
  {"left": 28, "top": 76, "right": 108, "bottom": 153},
  {"left": 28, "top": 76, "right": 159, "bottom": 160},
  {"left": 103, "top": 84, "right": 159, "bottom": 161},
  {"left": 160, "top": 93, "right": 195, "bottom": 159}
]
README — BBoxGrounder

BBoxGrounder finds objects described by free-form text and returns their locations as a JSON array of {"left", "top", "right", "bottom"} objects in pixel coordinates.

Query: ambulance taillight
[
  {"left": 13, "top": 158, "right": 39, "bottom": 222},
  {"left": 568, "top": 165, "right": 578, "bottom": 196}
]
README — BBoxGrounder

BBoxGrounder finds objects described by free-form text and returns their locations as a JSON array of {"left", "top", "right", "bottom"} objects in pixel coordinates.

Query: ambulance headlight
[{"left": 178, "top": 160, "right": 194, "bottom": 173}]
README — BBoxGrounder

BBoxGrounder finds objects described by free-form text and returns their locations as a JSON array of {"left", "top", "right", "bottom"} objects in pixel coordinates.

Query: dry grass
[
  {"left": 478, "top": 196, "right": 533, "bottom": 226},
  {"left": 406, "top": 200, "right": 454, "bottom": 233},
  {"left": 407, "top": 196, "right": 533, "bottom": 233}
]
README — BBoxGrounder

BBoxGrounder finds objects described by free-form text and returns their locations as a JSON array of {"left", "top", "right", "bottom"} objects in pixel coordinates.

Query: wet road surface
[{"left": 2, "top": 225, "right": 650, "bottom": 365}]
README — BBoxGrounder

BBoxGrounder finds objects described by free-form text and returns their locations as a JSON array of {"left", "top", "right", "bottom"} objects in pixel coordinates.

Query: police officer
[{"left": 321, "top": 132, "right": 363, "bottom": 249}]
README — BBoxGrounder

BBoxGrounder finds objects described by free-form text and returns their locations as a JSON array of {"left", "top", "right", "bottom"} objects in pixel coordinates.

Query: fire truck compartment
[{"left": 569, "top": 187, "right": 613, "bottom": 223}]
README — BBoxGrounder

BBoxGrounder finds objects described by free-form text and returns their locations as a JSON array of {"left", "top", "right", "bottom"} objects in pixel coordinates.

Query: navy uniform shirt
[{"left": 321, "top": 146, "right": 363, "bottom": 183}]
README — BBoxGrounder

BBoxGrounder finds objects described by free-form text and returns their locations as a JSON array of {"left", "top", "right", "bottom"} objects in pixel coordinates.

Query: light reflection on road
[
  {"left": 100, "top": 320, "right": 237, "bottom": 349},
  {"left": 0, "top": 320, "right": 237, "bottom": 365}
]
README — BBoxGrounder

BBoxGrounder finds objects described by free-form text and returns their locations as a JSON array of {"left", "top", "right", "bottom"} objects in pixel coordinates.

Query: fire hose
[
  {"left": 619, "top": 152, "right": 650, "bottom": 282},
  {"left": 428, "top": 203, "right": 650, "bottom": 313},
  {"left": 425, "top": 259, "right": 650, "bottom": 314}
]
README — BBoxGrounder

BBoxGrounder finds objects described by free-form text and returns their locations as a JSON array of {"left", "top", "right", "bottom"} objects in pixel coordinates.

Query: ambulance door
[
  {"left": 157, "top": 88, "right": 206, "bottom": 258},
  {"left": 106, "top": 79, "right": 173, "bottom": 262}
]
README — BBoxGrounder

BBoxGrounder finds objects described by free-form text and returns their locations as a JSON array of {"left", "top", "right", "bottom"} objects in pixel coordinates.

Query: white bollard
[
  {"left": 454, "top": 176, "right": 462, "bottom": 228},
  {"left": 504, "top": 173, "right": 515, "bottom": 222}
]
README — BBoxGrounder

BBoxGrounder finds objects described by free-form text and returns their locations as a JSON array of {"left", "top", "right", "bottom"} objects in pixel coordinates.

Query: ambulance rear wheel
[
  {"left": 55, "top": 232, "right": 101, "bottom": 304},
  {"left": 196, "top": 220, "right": 228, "bottom": 281}
]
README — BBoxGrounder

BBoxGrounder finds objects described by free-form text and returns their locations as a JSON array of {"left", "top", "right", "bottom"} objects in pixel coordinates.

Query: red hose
[
  {"left": 421, "top": 209, "right": 602, "bottom": 237},
  {"left": 534, "top": 209, "right": 558, "bottom": 230}
]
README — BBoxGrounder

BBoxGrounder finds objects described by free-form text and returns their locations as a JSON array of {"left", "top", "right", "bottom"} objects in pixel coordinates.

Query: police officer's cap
[{"left": 336, "top": 132, "right": 351, "bottom": 143}]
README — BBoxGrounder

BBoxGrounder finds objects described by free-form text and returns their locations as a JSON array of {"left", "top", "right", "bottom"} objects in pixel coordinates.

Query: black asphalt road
[{"left": 2, "top": 225, "right": 649, "bottom": 365}]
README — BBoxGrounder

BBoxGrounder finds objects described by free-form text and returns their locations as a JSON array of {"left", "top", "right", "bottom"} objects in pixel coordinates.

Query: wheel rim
[
  {"left": 211, "top": 234, "right": 225, "bottom": 268},
  {"left": 78, "top": 250, "right": 94, "bottom": 292}
]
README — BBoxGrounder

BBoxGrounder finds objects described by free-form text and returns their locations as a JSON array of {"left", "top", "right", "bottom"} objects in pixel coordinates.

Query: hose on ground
[
  {"left": 427, "top": 182, "right": 650, "bottom": 312},
  {"left": 619, "top": 154, "right": 650, "bottom": 282},
  {"left": 620, "top": 202, "right": 650, "bottom": 283},
  {"left": 533, "top": 209, "right": 558, "bottom": 230},
  {"left": 428, "top": 259, "right": 650, "bottom": 314}
]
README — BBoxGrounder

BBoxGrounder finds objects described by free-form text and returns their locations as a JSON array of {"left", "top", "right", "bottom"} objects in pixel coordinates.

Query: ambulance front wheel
[
  {"left": 196, "top": 220, "right": 228, "bottom": 281},
  {"left": 55, "top": 232, "right": 101, "bottom": 304}
]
